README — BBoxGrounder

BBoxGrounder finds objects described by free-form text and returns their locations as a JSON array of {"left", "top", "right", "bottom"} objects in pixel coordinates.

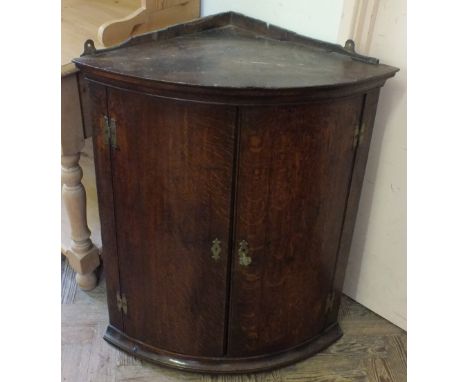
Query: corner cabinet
[{"left": 74, "top": 12, "right": 398, "bottom": 373}]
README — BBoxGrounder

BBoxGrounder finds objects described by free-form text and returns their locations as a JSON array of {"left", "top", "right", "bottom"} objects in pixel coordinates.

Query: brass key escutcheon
[
  {"left": 238, "top": 240, "right": 252, "bottom": 266},
  {"left": 211, "top": 238, "right": 221, "bottom": 261}
]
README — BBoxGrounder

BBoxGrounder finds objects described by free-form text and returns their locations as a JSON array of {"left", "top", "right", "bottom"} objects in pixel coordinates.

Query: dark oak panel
[
  {"left": 89, "top": 82, "right": 123, "bottom": 330},
  {"left": 108, "top": 88, "right": 236, "bottom": 356},
  {"left": 326, "top": 89, "right": 381, "bottom": 326},
  {"left": 74, "top": 12, "right": 397, "bottom": 90},
  {"left": 228, "top": 98, "right": 363, "bottom": 356}
]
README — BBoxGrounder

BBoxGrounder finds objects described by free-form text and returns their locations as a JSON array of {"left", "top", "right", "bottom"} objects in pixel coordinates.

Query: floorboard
[{"left": 61, "top": 259, "right": 407, "bottom": 381}]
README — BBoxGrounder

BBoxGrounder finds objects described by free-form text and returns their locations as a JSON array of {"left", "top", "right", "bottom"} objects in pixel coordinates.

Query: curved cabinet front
[
  {"left": 228, "top": 98, "right": 362, "bottom": 357},
  {"left": 96, "top": 86, "right": 237, "bottom": 357},
  {"left": 88, "top": 81, "right": 375, "bottom": 373}
]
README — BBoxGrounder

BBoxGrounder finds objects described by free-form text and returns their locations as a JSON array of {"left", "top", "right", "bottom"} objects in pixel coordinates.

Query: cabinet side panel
[
  {"left": 88, "top": 81, "right": 123, "bottom": 329},
  {"left": 327, "top": 88, "right": 381, "bottom": 325},
  {"left": 108, "top": 88, "right": 236, "bottom": 357},
  {"left": 228, "top": 97, "right": 362, "bottom": 356}
]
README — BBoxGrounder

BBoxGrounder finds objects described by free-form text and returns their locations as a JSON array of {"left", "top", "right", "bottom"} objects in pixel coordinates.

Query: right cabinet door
[{"left": 228, "top": 97, "right": 363, "bottom": 356}]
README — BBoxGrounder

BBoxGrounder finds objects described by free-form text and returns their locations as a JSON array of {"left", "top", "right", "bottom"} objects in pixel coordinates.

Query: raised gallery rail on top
[{"left": 83, "top": 11, "right": 380, "bottom": 64}]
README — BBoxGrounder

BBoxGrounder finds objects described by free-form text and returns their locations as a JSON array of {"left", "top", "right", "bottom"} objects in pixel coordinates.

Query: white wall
[
  {"left": 201, "top": 0, "right": 344, "bottom": 43},
  {"left": 342, "top": 0, "right": 407, "bottom": 330}
]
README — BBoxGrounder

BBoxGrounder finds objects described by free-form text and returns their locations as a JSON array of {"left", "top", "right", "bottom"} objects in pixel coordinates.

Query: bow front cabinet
[{"left": 73, "top": 12, "right": 398, "bottom": 373}]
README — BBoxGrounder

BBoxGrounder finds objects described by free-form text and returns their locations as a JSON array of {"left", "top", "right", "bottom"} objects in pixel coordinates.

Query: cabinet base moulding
[{"left": 103, "top": 323, "right": 343, "bottom": 374}]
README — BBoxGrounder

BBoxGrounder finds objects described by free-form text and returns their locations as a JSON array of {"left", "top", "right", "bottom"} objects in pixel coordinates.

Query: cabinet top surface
[{"left": 73, "top": 12, "right": 398, "bottom": 90}]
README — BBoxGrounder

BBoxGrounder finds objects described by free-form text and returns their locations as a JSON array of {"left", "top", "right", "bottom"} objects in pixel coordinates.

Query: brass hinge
[
  {"left": 103, "top": 116, "right": 118, "bottom": 149},
  {"left": 116, "top": 292, "right": 127, "bottom": 315},
  {"left": 325, "top": 291, "right": 336, "bottom": 314},
  {"left": 352, "top": 122, "right": 366, "bottom": 149}
]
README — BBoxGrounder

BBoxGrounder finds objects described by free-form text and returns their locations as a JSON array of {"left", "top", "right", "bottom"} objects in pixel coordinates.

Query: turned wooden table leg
[{"left": 62, "top": 153, "right": 100, "bottom": 290}]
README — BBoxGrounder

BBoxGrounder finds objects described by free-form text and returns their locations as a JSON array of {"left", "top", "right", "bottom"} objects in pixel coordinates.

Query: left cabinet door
[{"left": 96, "top": 86, "right": 237, "bottom": 357}]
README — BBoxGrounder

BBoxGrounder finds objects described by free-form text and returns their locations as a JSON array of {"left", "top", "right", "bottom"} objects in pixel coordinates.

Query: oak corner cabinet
[{"left": 73, "top": 12, "right": 398, "bottom": 374}]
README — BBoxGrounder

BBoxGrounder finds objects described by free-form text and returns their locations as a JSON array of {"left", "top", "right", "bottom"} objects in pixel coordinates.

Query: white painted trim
[{"left": 338, "top": 0, "right": 380, "bottom": 55}]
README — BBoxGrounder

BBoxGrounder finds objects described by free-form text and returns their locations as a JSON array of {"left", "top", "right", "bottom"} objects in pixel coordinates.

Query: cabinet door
[
  {"left": 89, "top": 82, "right": 124, "bottom": 330},
  {"left": 108, "top": 88, "right": 236, "bottom": 357},
  {"left": 228, "top": 98, "right": 363, "bottom": 356}
]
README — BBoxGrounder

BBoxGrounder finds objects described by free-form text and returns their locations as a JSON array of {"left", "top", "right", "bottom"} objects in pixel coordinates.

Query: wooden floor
[{"left": 62, "top": 258, "right": 406, "bottom": 382}]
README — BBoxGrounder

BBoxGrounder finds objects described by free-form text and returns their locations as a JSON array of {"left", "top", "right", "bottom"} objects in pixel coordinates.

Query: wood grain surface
[
  {"left": 83, "top": 81, "right": 390, "bottom": 371},
  {"left": 62, "top": 258, "right": 407, "bottom": 381},
  {"left": 103, "top": 88, "right": 237, "bottom": 356},
  {"left": 74, "top": 13, "right": 398, "bottom": 90},
  {"left": 62, "top": 0, "right": 139, "bottom": 64},
  {"left": 326, "top": 89, "right": 381, "bottom": 328},
  {"left": 228, "top": 98, "right": 362, "bottom": 357},
  {"left": 75, "top": 10, "right": 399, "bottom": 373},
  {"left": 89, "top": 82, "right": 124, "bottom": 329}
]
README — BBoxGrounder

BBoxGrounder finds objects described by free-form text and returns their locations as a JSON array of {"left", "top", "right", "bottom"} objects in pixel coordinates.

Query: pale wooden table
[
  {"left": 62, "top": 0, "right": 138, "bottom": 65},
  {"left": 61, "top": 0, "right": 200, "bottom": 289}
]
